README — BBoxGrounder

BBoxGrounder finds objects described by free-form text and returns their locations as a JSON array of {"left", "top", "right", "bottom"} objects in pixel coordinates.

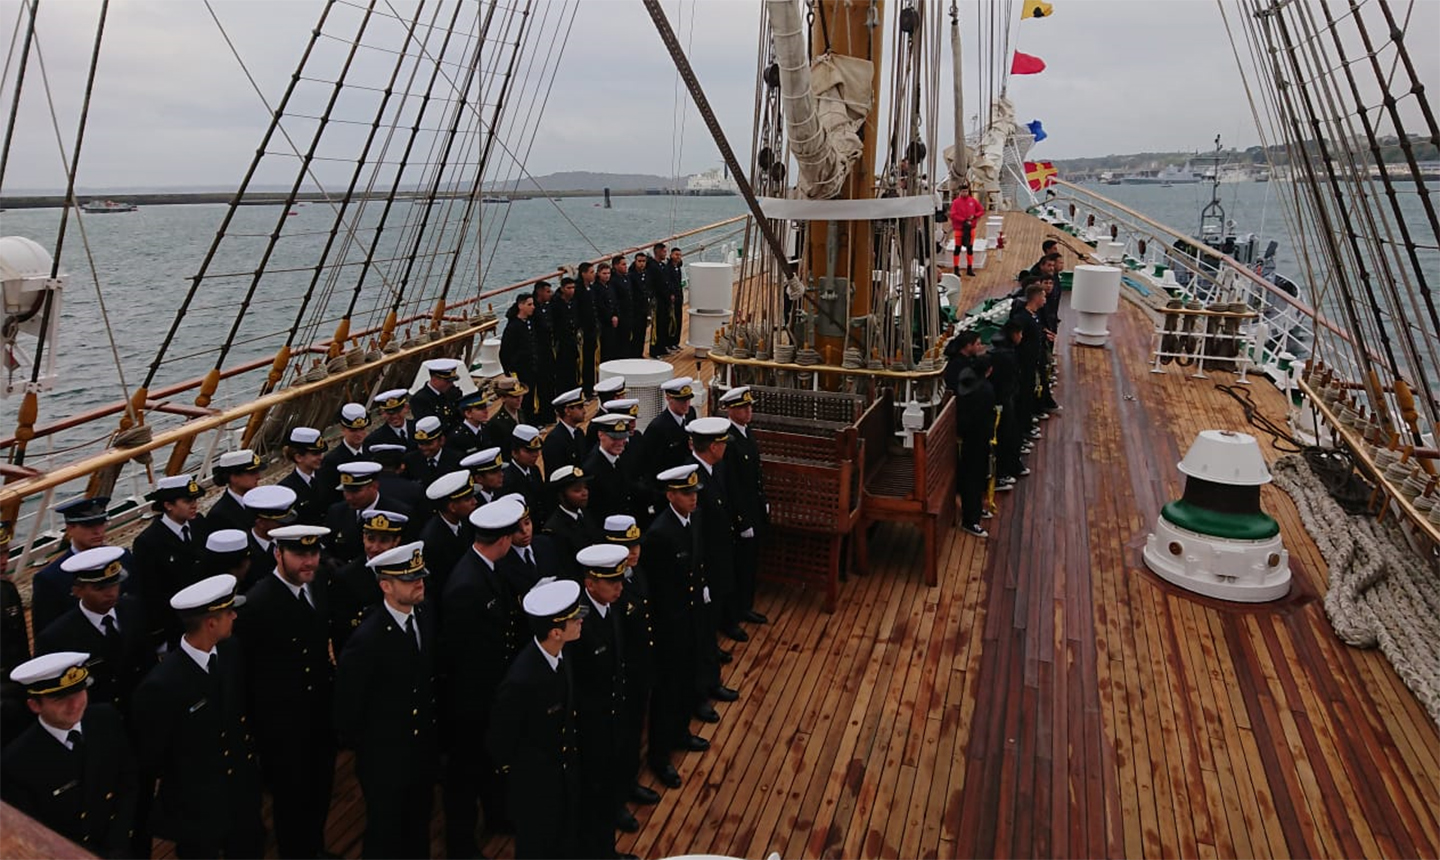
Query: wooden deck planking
[{"left": 112, "top": 209, "right": 1438, "bottom": 860}]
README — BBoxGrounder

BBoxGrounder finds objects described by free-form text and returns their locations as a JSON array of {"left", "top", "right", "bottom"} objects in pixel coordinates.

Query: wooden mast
[{"left": 806, "top": 0, "right": 883, "bottom": 369}]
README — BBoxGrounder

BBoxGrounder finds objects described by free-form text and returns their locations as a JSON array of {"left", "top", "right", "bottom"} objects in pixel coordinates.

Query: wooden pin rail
[
  {"left": 0, "top": 318, "right": 496, "bottom": 508},
  {"left": 708, "top": 351, "right": 947, "bottom": 380},
  {"left": 1297, "top": 377, "right": 1440, "bottom": 545}
]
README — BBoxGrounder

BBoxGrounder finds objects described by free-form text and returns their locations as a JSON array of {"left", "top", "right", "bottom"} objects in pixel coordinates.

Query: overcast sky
[{"left": 3, "top": 0, "right": 1437, "bottom": 191}]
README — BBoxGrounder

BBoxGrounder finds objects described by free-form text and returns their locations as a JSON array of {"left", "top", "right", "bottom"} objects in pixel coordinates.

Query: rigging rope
[
  {"left": 0, "top": 0, "right": 38, "bottom": 191},
  {"left": 667, "top": 0, "right": 697, "bottom": 233},
  {"left": 22, "top": 6, "right": 136, "bottom": 428}
]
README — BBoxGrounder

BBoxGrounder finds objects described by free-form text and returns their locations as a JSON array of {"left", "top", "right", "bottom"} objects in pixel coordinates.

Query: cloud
[{"left": 3, "top": 0, "right": 1436, "bottom": 190}]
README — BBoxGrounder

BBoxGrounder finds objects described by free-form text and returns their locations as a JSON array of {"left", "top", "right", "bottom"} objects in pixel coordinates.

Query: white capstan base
[
  {"left": 1071, "top": 315, "right": 1111, "bottom": 347},
  {"left": 1142, "top": 517, "right": 1291, "bottom": 603}
]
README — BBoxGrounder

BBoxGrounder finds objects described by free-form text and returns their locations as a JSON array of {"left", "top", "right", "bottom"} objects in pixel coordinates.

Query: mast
[{"left": 803, "top": 0, "right": 883, "bottom": 367}]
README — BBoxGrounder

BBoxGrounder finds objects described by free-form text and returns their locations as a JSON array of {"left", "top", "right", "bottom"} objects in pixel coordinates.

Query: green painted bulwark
[{"left": 1160, "top": 499, "right": 1280, "bottom": 540}]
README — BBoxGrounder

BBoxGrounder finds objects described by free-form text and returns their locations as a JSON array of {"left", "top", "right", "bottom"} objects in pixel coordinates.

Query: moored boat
[{"left": 79, "top": 199, "right": 137, "bottom": 213}]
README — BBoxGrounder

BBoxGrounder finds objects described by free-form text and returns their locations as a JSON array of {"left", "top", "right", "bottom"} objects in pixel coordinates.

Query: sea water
[{"left": 1, "top": 184, "right": 1434, "bottom": 430}]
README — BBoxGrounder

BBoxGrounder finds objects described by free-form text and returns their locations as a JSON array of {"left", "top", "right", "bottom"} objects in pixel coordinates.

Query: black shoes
[
  {"left": 651, "top": 763, "right": 682, "bottom": 788},
  {"left": 683, "top": 733, "right": 711, "bottom": 752},
  {"left": 711, "top": 684, "right": 739, "bottom": 702},
  {"left": 722, "top": 624, "right": 749, "bottom": 642},
  {"left": 615, "top": 809, "right": 640, "bottom": 833},
  {"left": 630, "top": 784, "right": 661, "bottom": 805},
  {"left": 716, "top": 648, "right": 733, "bottom": 665},
  {"left": 741, "top": 609, "right": 769, "bottom": 624},
  {"left": 694, "top": 703, "right": 720, "bottom": 723}
]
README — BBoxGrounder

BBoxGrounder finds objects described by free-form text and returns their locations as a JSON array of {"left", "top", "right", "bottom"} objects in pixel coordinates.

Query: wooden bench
[{"left": 852, "top": 391, "right": 956, "bottom": 587}]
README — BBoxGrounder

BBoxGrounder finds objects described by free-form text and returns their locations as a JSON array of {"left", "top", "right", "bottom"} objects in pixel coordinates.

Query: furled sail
[{"left": 765, "top": 0, "right": 873, "bottom": 199}]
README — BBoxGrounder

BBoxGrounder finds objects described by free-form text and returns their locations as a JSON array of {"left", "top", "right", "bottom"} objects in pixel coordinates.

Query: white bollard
[{"left": 1070, "top": 264, "right": 1122, "bottom": 347}]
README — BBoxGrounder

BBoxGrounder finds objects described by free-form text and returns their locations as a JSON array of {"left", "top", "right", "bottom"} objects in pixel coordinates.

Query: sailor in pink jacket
[{"left": 950, "top": 185, "right": 985, "bottom": 276}]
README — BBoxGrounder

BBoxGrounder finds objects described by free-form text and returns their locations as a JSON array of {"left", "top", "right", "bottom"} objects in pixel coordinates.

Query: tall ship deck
[{"left": 3, "top": 0, "right": 1438, "bottom": 858}]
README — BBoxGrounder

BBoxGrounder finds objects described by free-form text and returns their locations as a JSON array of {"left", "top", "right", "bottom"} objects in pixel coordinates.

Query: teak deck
[{"left": 11, "top": 210, "right": 1438, "bottom": 859}]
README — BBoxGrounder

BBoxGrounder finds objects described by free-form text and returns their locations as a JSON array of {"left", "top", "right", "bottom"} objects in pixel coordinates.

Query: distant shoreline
[{"left": 0, "top": 188, "right": 731, "bottom": 210}]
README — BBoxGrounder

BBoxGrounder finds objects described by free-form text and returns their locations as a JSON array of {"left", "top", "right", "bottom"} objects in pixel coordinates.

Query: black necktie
[
  {"left": 181, "top": 524, "right": 192, "bottom": 545},
  {"left": 66, "top": 730, "right": 83, "bottom": 751},
  {"left": 207, "top": 653, "right": 218, "bottom": 675},
  {"left": 405, "top": 614, "right": 420, "bottom": 652},
  {"left": 429, "top": 457, "right": 438, "bottom": 470},
  {"left": 101, "top": 614, "right": 119, "bottom": 642},
  {"left": 524, "top": 548, "right": 537, "bottom": 574},
  {"left": 298, "top": 588, "right": 313, "bottom": 611}
]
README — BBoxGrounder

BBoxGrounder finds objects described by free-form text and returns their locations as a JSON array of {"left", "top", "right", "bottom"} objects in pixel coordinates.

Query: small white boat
[{"left": 80, "top": 199, "right": 138, "bottom": 213}]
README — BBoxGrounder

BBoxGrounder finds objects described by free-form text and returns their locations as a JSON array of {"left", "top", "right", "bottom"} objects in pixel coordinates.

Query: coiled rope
[{"left": 1271, "top": 453, "right": 1440, "bottom": 729}]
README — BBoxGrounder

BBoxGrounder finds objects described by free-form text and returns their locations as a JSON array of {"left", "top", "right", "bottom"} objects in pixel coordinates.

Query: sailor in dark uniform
[
  {"left": 500, "top": 293, "right": 544, "bottom": 422},
  {"left": 641, "top": 464, "right": 711, "bottom": 789},
  {"left": 318, "top": 403, "right": 371, "bottom": 510},
  {"left": 529, "top": 282, "right": 558, "bottom": 415},
  {"left": 418, "top": 470, "right": 479, "bottom": 605},
  {"left": 0, "top": 520, "right": 31, "bottom": 750},
  {"left": 502, "top": 424, "right": 548, "bottom": 522},
  {"left": 409, "top": 357, "right": 464, "bottom": 432},
  {"left": 403, "top": 415, "right": 464, "bottom": 489},
  {"left": 548, "top": 277, "right": 585, "bottom": 400},
  {"left": 1, "top": 651, "right": 138, "bottom": 858},
  {"left": 541, "top": 387, "right": 591, "bottom": 474},
  {"left": 496, "top": 493, "right": 560, "bottom": 598},
  {"left": 207, "top": 449, "right": 264, "bottom": 535},
  {"left": 584, "top": 378, "right": 626, "bottom": 449},
  {"left": 240, "top": 484, "right": 298, "bottom": 586},
  {"left": 448, "top": 388, "right": 495, "bottom": 457},
  {"left": 366, "top": 442, "right": 426, "bottom": 513},
  {"left": 34, "top": 546, "right": 154, "bottom": 718},
  {"left": 627, "top": 251, "right": 657, "bottom": 357},
  {"left": 605, "top": 515, "right": 662, "bottom": 809},
  {"left": 30, "top": 496, "right": 137, "bottom": 637},
  {"left": 327, "top": 508, "right": 405, "bottom": 656},
  {"left": 131, "top": 574, "right": 263, "bottom": 859},
  {"left": 570, "top": 543, "right": 638, "bottom": 853},
  {"left": 334, "top": 542, "right": 439, "bottom": 860},
  {"left": 718, "top": 386, "right": 771, "bottom": 626},
  {"left": 464, "top": 446, "right": 509, "bottom": 505},
  {"left": 130, "top": 474, "right": 210, "bottom": 651},
  {"left": 485, "top": 579, "right": 587, "bottom": 860},
  {"left": 689, "top": 415, "right": 747, "bottom": 646},
  {"left": 583, "top": 413, "right": 639, "bottom": 521},
  {"left": 685, "top": 418, "right": 742, "bottom": 713},
  {"left": 542, "top": 465, "right": 602, "bottom": 583},
  {"left": 440, "top": 498, "right": 526, "bottom": 859},
  {"left": 640, "top": 376, "right": 698, "bottom": 473},
  {"left": 279, "top": 426, "right": 328, "bottom": 525},
  {"left": 488, "top": 377, "right": 525, "bottom": 447},
  {"left": 204, "top": 530, "right": 253, "bottom": 592},
  {"left": 364, "top": 388, "right": 418, "bottom": 451},
  {"left": 324, "top": 461, "right": 412, "bottom": 564},
  {"left": 235, "top": 524, "right": 336, "bottom": 860}
]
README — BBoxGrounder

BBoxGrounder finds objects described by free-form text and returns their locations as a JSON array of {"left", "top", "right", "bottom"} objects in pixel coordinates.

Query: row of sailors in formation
[{"left": 0, "top": 382, "right": 768, "bottom": 860}]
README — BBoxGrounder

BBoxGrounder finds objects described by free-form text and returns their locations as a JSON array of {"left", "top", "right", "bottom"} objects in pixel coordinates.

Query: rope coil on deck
[{"left": 1271, "top": 453, "right": 1440, "bottom": 729}]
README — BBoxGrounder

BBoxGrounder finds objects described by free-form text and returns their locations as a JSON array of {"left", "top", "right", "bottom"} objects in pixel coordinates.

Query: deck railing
[
  {"left": 1, "top": 216, "right": 746, "bottom": 565},
  {"left": 1040, "top": 180, "right": 1336, "bottom": 372}
]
